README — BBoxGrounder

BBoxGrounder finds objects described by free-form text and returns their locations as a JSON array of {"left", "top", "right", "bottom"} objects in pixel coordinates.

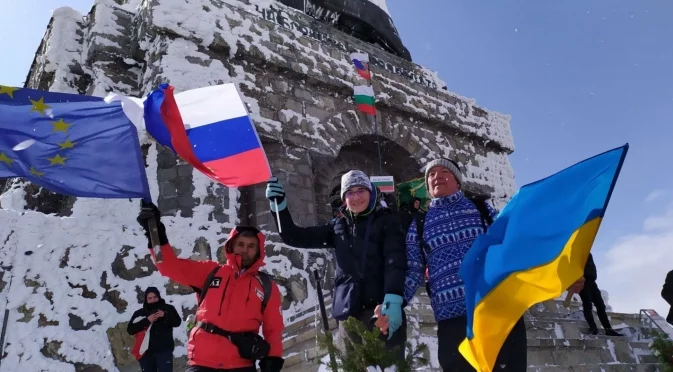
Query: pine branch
[{"left": 317, "top": 317, "right": 431, "bottom": 372}]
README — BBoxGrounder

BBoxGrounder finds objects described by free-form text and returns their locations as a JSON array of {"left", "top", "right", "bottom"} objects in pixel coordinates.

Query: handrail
[{"left": 638, "top": 309, "right": 673, "bottom": 340}]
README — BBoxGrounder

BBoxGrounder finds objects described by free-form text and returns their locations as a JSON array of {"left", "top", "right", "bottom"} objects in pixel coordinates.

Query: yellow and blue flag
[
  {"left": 0, "top": 85, "right": 150, "bottom": 199},
  {"left": 458, "top": 144, "right": 629, "bottom": 372}
]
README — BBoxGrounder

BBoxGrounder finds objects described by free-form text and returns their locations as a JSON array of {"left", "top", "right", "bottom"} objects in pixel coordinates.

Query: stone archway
[{"left": 313, "top": 134, "right": 421, "bottom": 222}]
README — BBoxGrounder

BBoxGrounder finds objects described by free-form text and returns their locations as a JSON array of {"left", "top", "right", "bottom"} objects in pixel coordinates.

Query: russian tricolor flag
[
  {"left": 350, "top": 52, "right": 371, "bottom": 81},
  {"left": 143, "top": 83, "right": 271, "bottom": 187}
]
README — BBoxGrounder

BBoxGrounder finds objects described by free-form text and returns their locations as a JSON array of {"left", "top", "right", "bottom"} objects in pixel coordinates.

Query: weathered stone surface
[
  {"left": 68, "top": 313, "right": 102, "bottom": 330},
  {"left": 111, "top": 245, "right": 156, "bottom": 281},
  {"left": 106, "top": 322, "right": 136, "bottom": 368}
]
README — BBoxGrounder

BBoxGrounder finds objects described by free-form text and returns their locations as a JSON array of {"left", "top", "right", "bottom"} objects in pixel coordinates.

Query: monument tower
[{"left": 0, "top": 0, "right": 523, "bottom": 370}]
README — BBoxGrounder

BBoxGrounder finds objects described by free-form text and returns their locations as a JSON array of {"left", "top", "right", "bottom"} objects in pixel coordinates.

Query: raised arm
[
  {"left": 266, "top": 177, "right": 335, "bottom": 249},
  {"left": 138, "top": 202, "right": 218, "bottom": 289},
  {"left": 150, "top": 242, "right": 218, "bottom": 289},
  {"left": 403, "top": 219, "right": 425, "bottom": 303}
]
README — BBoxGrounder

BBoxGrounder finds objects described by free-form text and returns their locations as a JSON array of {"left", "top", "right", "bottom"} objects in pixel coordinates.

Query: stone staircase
[{"left": 281, "top": 289, "right": 661, "bottom": 371}]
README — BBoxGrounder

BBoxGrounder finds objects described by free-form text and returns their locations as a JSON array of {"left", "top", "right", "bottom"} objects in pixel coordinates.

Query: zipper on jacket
[
  {"left": 245, "top": 281, "right": 251, "bottom": 307},
  {"left": 217, "top": 277, "right": 231, "bottom": 316}
]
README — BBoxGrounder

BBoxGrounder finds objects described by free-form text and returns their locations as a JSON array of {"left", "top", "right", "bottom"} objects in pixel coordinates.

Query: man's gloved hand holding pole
[{"left": 137, "top": 201, "right": 168, "bottom": 262}]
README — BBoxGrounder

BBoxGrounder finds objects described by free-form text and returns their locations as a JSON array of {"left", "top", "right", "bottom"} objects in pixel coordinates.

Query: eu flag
[
  {"left": 458, "top": 144, "right": 629, "bottom": 372},
  {"left": 0, "top": 85, "right": 151, "bottom": 199}
]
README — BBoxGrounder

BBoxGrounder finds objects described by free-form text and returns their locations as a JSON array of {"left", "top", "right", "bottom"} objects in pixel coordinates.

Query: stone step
[
  {"left": 527, "top": 337, "right": 660, "bottom": 366},
  {"left": 284, "top": 317, "right": 338, "bottom": 353},
  {"left": 284, "top": 330, "right": 337, "bottom": 370},
  {"left": 282, "top": 333, "right": 659, "bottom": 371},
  {"left": 527, "top": 364, "right": 660, "bottom": 372}
]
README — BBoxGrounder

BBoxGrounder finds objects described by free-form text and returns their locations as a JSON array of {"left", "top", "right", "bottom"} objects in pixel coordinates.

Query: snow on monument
[{"left": 0, "top": 0, "right": 516, "bottom": 370}]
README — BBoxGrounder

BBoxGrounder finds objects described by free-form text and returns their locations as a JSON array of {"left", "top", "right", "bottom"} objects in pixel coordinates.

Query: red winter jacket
[{"left": 150, "top": 228, "right": 284, "bottom": 370}]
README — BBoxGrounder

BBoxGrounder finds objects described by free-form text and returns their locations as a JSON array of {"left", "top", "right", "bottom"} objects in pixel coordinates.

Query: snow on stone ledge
[
  {"left": 135, "top": 0, "right": 514, "bottom": 152},
  {"left": 40, "top": 7, "right": 87, "bottom": 93}
]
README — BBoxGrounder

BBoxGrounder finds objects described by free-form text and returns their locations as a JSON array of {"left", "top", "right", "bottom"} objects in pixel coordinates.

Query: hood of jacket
[
  {"left": 143, "top": 287, "right": 166, "bottom": 311},
  {"left": 222, "top": 226, "right": 267, "bottom": 274}
]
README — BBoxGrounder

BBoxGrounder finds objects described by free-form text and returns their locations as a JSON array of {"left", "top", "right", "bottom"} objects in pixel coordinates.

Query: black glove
[
  {"left": 137, "top": 200, "right": 168, "bottom": 248},
  {"left": 259, "top": 356, "right": 284, "bottom": 372}
]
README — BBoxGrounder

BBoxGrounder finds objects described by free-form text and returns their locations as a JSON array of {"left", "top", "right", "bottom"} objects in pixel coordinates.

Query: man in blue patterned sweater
[{"left": 403, "top": 158, "right": 527, "bottom": 371}]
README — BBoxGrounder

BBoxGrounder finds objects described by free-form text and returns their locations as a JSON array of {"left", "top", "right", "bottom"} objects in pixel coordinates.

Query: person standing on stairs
[
  {"left": 401, "top": 158, "right": 527, "bottom": 372},
  {"left": 127, "top": 287, "right": 182, "bottom": 372},
  {"left": 137, "top": 202, "right": 285, "bottom": 372},
  {"left": 661, "top": 270, "right": 673, "bottom": 325},
  {"left": 265, "top": 170, "right": 408, "bottom": 360},
  {"left": 579, "top": 253, "right": 623, "bottom": 336}
]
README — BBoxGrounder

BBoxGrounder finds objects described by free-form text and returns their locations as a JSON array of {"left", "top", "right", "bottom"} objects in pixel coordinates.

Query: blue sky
[
  {"left": 387, "top": 0, "right": 673, "bottom": 315},
  {"left": 1, "top": 1, "right": 672, "bottom": 315}
]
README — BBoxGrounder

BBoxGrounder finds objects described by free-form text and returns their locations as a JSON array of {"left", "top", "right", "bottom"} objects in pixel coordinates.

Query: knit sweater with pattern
[{"left": 403, "top": 191, "right": 498, "bottom": 322}]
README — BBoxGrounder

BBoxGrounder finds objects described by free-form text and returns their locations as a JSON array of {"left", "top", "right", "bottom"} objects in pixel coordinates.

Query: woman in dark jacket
[
  {"left": 266, "top": 170, "right": 408, "bottom": 359},
  {"left": 127, "top": 287, "right": 182, "bottom": 372}
]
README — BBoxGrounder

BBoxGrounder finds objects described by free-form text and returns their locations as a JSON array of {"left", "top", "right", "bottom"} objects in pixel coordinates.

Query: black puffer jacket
[
  {"left": 127, "top": 289, "right": 182, "bottom": 354},
  {"left": 584, "top": 253, "right": 598, "bottom": 281},
  {"left": 273, "top": 205, "right": 407, "bottom": 313}
]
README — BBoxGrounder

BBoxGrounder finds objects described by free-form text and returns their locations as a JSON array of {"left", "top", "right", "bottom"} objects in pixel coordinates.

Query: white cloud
[
  {"left": 600, "top": 203, "right": 672, "bottom": 319},
  {"left": 644, "top": 189, "right": 665, "bottom": 202}
]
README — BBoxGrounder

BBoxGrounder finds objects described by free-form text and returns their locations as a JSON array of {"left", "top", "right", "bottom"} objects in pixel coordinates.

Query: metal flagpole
[{"left": 366, "top": 57, "right": 384, "bottom": 176}]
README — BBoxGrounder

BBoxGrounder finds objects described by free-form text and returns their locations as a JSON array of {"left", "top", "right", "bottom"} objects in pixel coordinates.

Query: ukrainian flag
[{"left": 458, "top": 144, "right": 629, "bottom": 372}]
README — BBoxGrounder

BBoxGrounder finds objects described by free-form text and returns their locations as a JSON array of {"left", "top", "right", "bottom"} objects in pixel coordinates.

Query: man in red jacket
[{"left": 137, "top": 202, "right": 285, "bottom": 372}]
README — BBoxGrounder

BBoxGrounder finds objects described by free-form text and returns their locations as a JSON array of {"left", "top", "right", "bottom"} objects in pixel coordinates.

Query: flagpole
[{"left": 366, "top": 57, "right": 384, "bottom": 176}]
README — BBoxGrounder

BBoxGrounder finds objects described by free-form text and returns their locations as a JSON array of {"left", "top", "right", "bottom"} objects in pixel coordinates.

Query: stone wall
[{"left": 0, "top": 0, "right": 516, "bottom": 370}]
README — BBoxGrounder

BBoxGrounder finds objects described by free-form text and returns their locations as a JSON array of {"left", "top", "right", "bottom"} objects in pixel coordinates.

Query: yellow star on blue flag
[{"left": 0, "top": 86, "right": 150, "bottom": 199}]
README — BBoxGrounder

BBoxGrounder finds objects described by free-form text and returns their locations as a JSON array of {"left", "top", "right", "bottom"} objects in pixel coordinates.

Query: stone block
[{"left": 157, "top": 167, "right": 177, "bottom": 181}]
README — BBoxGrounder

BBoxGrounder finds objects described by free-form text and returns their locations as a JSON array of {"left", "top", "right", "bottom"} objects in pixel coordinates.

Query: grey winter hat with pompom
[
  {"left": 340, "top": 170, "right": 371, "bottom": 200},
  {"left": 423, "top": 158, "right": 463, "bottom": 187}
]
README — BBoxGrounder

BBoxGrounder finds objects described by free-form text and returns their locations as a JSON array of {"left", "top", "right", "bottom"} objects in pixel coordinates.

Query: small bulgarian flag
[
  {"left": 350, "top": 52, "right": 371, "bottom": 80},
  {"left": 353, "top": 85, "right": 376, "bottom": 115}
]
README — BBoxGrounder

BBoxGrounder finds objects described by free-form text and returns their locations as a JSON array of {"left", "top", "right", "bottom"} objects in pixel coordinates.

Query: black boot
[
  {"left": 587, "top": 327, "right": 599, "bottom": 335},
  {"left": 605, "top": 328, "right": 623, "bottom": 336}
]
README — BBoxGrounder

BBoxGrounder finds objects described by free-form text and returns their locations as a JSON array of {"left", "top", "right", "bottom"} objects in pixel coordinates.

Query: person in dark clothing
[
  {"left": 127, "top": 287, "right": 182, "bottom": 372},
  {"left": 266, "top": 170, "right": 408, "bottom": 359},
  {"left": 579, "top": 253, "right": 622, "bottom": 336},
  {"left": 398, "top": 197, "right": 424, "bottom": 231},
  {"left": 662, "top": 270, "right": 673, "bottom": 325}
]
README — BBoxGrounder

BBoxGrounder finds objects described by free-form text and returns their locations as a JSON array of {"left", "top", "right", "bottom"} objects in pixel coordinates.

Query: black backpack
[
  {"left": 416, "top": 196, "right": 494, "bottom": 296},
  {"left": 194, "top": 266, "right": 273, "bottom": 313}
]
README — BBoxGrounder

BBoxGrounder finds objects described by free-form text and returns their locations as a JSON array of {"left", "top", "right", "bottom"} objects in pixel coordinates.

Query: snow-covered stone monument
[{"left": 3, "top": 0, "right": 655, "bottom": 371}]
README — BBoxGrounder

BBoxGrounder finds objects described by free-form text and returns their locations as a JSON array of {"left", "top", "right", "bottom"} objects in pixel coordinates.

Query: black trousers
[
  {"left": 437, "top": 315, "right": 527, "bottom": 372},
  {"left": 338, "top": 308, "right": 408, "bottom": 360},
  {"left": 579, "top": 280, "right": 612, "bottom": 330}
]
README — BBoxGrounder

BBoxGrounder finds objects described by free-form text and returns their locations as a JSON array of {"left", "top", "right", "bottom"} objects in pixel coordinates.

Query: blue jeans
[{"left": 139, "top": 349, "right": 173, "bottom": 372}]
